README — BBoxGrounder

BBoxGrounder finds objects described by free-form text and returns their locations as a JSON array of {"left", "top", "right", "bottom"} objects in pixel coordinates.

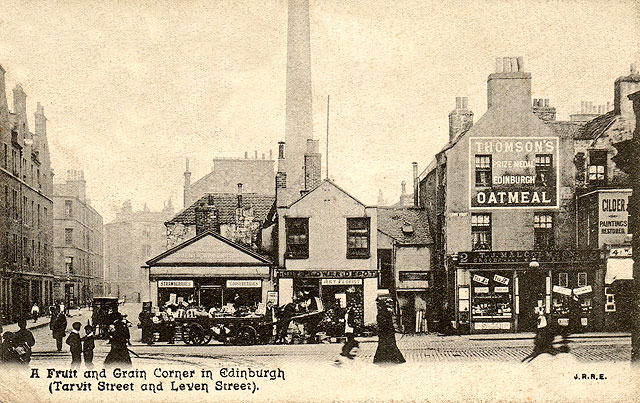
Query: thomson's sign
[{"left": 469, "top": 137, "right": 559, "bottom": 209}]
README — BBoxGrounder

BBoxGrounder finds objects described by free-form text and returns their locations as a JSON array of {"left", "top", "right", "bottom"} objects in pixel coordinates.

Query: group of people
[{"left": 0, "top": 320, "right": 35, "bottom": 365}]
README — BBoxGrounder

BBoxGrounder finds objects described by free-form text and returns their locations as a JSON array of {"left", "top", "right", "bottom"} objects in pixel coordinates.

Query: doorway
[{"left": 518, "top": 271, "right": 546, "bottom": 331}]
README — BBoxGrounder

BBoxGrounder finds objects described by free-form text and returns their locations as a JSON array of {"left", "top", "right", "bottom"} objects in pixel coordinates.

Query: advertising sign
[
  {"left": 226, "top": 279, "right": 262, "bottom": 288},
  {"left": 472, "top": 274, "right": 489, "bottom": 285},
  {"left": 158, "top": 280, "right": 194, "bottom": 288},
  {"left": 573, "top": 285, "right": 593, "bottom": 296},
  {"left": 553, "top": 285, "right": 572, "bottom": 296},
  {"left": 598, "top": 190, "right": 630, "bottom": 247},
  {"left": 493, "top": 274, "right": 510, "bottom": 285},
  {"left": 469, "top": 137, "right": 559, "bottom": 209},
  {"left": 494, "top": 286, "right": 509, "bottom": 293},
  {"left": 321, "top": 278, "right": 363, "bottom": 286}
]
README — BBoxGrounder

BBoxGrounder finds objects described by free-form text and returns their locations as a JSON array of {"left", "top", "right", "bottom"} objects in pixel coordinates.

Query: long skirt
[
  {"left": 373, "top": 331, "right": 405, "bottom": 364},
  {"left": 104, "top": 344, "right": 131, "bottom": 367}
]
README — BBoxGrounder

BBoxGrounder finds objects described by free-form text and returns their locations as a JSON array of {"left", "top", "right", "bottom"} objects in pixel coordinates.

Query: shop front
[
  {"left": 456, "top": 250, "right": 603, "bottom": 333},
  {"left": 145, "top": 231, "right": 274, "bottom": 311},
  {"left": 277, "top": 269, "right": 378, "bottom": 327},
  {"left": 396, "top": 271, "right": 431, "bottom": 333},
  {"left": 603, "top": 245, "right": 634, "bottom": 331}
]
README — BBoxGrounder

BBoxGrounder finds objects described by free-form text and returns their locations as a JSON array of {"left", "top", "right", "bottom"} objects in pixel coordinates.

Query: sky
[{"left": 0, "top": 0, "right": 638, "bottom": 221}]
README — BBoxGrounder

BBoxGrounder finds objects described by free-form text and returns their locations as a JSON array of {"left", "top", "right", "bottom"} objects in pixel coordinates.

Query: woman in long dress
[
  {"left": 104, "top": 320, "right": 131, "bottom": 367},
  {"left": 373, "top": 298, "right": 405, "bottom": 364}
]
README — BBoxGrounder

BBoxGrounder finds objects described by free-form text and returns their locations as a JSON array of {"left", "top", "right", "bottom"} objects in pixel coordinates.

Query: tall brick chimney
[
  {"left": 448, "top": 97, "right": 473, "bottom": 141},
  {"left": 13, "top": 85, "right": 28, "bottom": 134},
  {"left": 488, "top": 57, "right": 531, "bottom": 112},
  {"left": 0, "top": 64, "right": 7, "bottom": 114},
  {"left": 412, "top": 162, "right": 419, "bottom": 207},
  {"left": 614, "top": 64, "right": 640, "bottom": 130},
  {"left": 195, "top": 198, "right": 220, "bottom": 235},
  {"left": 532, "top": 98, "right": 556, "bottom": 121},
  {"left": 183, "top": 158, "right": 191, "bottom": 208},
  {"left": 304, "top": 138, "right": 321, "bottom": 192},
  {"left": 276, "top": 142, "right": 288, "bottom": 207}
]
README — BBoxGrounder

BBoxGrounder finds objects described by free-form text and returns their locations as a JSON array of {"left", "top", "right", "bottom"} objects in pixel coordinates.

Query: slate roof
[
  {"left": 543, "top": 120, "right": 584, "bottom": 139},
  {"left": 167, "top": 193, "right": 275, "bottom": 226},
  {"left": 377, "top": 207, "right": 433, "bottom": 245},
  {"left": 573, "top": 111, "right": 618, "bottom": 140}
]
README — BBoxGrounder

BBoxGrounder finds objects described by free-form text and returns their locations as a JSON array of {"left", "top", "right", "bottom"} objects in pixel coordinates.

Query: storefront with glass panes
[{"left": 455, "top": 250, "right": 603, "bottom": 334}]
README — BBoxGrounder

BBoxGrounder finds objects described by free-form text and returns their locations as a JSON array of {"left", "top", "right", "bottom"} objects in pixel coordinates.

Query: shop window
[
  {"left": 285, "top": 218, "right": 309, "bottom": 259},
  {"left": 474, "top": 155, "right": 492, "bottom": 187},
  {"left": 65, "top": 228, "right": 73, "bottom": 245},
  {"left": 535, "top": 154, "right": 553, "bottom": 187},
  {"left": 534, "top": 213, "right": 554, "bottom": 249},
  {"left": 577, "top": 272, "right": 587, "bottom": 287},
  {"left": 471, "top": 213, "right": 491, "bottom": 251},
  {"left": 558, "top": 272, "right": 568, "bottom": 287},
  {"left": 588, "top": 150, "right": 607, "bottom": 185},
  {"left": 347, "top": 217, "right": 370, "bottom": 259},
  {"left": 65, "top": 200, "right": 73, "bottom": 217},
  {"left": 471, "top": 271, "right": 513, "bottom": 320}
]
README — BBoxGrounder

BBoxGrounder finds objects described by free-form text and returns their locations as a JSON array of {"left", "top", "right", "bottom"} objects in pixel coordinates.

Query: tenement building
[
  {"left": 0, "top": 65, "right": 54, "bottom": 322},
  {"left": 420, "top": 57, "right": 603, "bottom": 334},
  {"left": 53, "top": 170, "right": 104, "bottom": 307},
  {"left": 104, "top": 200, "right": 174, "bottom": 302}
]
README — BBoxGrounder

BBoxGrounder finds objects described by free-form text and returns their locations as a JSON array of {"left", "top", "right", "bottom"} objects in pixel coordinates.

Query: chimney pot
[
  {"left": 244, "top": 151, "right": 248, "bottom": 159},
  {"left": 544, "top": 99, "right": 549, "bottom": 107},
  {"left": 461, "top": 97, "right": 468, "bottom": 109},
  {"left": 401, "top": 181, "right": 406, "bottom": 195},
  {"left": 503, "top": 57, "right": 511, "bottom": 72},
  {"left": 495, "top": 57, "right": 502, "bottom": 73},
  {"left": 254, "top": 150, "right": 258, "bottom": 159},
  {"left": 510, "top": 57, "right": 518, "bottom": 72},
  {"left": 269, "top": 149, "right": 273, "bottom": 159},
  {"left": 207, "top": 194, "right": 215, "bottom": 205},
  {"left": 533, "top": 98, "right": 537, "bottom": 107},
  {"left": 456, "top": 97, "right": 462, "bottom": 109},
  {"left": 278, "top": 141, "right": 285, "bottom": 159},
  {"left": 262, "top": 153, "right": 265, "bottom": 159},
  {"left": 517, "top": 57, "right": 524, "bottom": 72},
  {"left": 631, "top": 63, "right": 637, "bottom": 74},
  {"left": 607, "top": 101, "right": 611, "bottom": 111}
]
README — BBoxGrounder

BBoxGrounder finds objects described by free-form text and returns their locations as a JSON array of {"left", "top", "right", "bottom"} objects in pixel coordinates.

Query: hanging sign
[
  {"left": 493, "top": 274, "right": 510, "bottom": 285},
  {"left": 473, "top": 274, "right": 489, "bottom": 285},
  {"left": 573, "top": 285, "right": 592, "bottom": 296},
  {"left": 158, "top": 280, "right": 194, "bottom": 288},
  {"left": 552, "top": 285, "right": 572, "bottom": 296},
  {"left": 226, "top": 280, "right": 262, "bottom": 288}
]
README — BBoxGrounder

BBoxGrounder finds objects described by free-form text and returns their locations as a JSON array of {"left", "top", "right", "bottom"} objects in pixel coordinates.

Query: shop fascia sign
[
  {"left": 278, "top": 270, "right": 378, "bottom": 278},
  {"left": 321, "top": 279, "right": 363, "bottom": 286},
  {"left": 226, "top": 280, "right": 262, "bottom": 288},
  {"left": 458, "top": 250, "right": 600, "bottom": 265},
  {"left": 469, "top": 137, "right": 559, "bottom": 209},
  {"left": 552, "top": 285, "right": 592, "bottom": 296},
  {"left": 158, "top": 280, "right": 194, "bottom": 288}
]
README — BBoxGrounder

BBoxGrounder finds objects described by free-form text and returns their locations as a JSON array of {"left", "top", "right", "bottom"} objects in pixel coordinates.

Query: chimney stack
[
  {"left": 412, "top": 162, "right": 419, "bottom": 207},
  {"left": 237, "top": 183, "right": 243, "bottom": 208},
  {"left": 487, "top": 56, "right": 531, "bottom": 111},
  {"left": 276, "top": 142, "right": 288, "bottom": 207},
  {"left": 195, "top": 201, "right": 220, "bottom": 235},
  {"left": 532, "top": 98, "right": 556, "bottom": 121},
  {"left": 614, "top": 64, "right": 640, "bottom": 127},
  {"left": 0, "top": 65, "right": 7, "bottom": 113},
  {"left": 448, "top": 96, "right": 474, "bottom": 141}
]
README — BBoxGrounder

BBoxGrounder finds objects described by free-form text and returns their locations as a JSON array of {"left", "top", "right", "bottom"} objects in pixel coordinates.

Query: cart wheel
[
  {"left": 203, "top": 333, "right": 213, "bottom": 345},
  {"left": 181, "top": 325, "right": 193, "bottom": 345},
  {"left": 187, "top": 323, "right": 206, "bottom": 346},
  {"left": 234, "top": 325, "right": 257, "bottom": 345}
]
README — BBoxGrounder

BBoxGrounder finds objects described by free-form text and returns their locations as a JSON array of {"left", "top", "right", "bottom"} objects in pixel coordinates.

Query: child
[
  {"left": 65, "top": 322, "right": 82, "bottom": 367},
  {"left": 81, "top": 324, "right": 95, "bottom": 368}
]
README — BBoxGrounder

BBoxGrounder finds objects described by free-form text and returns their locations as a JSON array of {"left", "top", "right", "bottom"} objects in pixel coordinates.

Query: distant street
[{"left": 27, "top": 303, "right": 631, "bottom": 367}]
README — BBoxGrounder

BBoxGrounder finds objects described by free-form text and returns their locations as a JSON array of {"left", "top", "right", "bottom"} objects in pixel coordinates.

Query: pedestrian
[
  {"left": 81, "top": 324, "right": 95, "bottom": 368},
  {"left": 275, "top": 302, "right": 297, "bottom": 344},
  {"left": 334, "top": 338, "right": 360, "bottom": 367},
  {"left": 344, "top": 305, "right": 357, "bottom": 342},
  {"left": 0, "top": 332, "right": 21, "bottom": 364},
  {"left": 31, "top": 303, "right": 40, "bottom": 323},
  {"left": 139, "top": 307, "right": 154, "bottom": 345},
  {"left": 522, "top": 306, "right": 553, "bottom": 362},
  {"left": 373, "top": 297, "right": 405, "bottom": 365},
  {"left": 104, "top": 320, "right": 132, "bottom": 367},
  {"left": 50, "top": 308, "right": 67, "bottom": 352},
  {"left": 13, "top": 319, "right": 35, "bottom": 364},
  {"left": 66, "top": 322, "right": 82, "bottom": 367}
]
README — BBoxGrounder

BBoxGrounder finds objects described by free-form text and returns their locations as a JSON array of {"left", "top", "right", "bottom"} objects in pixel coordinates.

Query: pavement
[{"left": 0, "top": 307, "right": 85, "bottom": 334}]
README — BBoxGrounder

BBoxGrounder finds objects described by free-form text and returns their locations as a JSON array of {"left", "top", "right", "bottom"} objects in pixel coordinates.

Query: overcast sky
[{"left": 1, "top": 0, "right": 638, "bottom": 221}]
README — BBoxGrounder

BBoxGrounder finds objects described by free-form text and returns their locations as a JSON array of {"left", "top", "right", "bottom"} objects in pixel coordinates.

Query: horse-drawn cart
[{"left": 175, "top": 314, "right": 274, "bottom": 346}]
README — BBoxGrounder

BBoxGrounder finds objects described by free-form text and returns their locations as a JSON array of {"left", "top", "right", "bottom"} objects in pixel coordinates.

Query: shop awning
[{"left": 605, "top": 258, "right": 634, "bottom": 284}]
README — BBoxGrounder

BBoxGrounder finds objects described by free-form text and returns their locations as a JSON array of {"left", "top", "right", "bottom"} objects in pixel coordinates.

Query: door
[{"left": 518, "top": 271, "right": 546, "bottom": 331}]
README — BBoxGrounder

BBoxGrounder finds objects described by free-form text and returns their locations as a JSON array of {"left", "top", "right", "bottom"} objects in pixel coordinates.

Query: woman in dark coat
[
  {"left": 103, "top": 320, "right": 131, "bottom": 367},
  {"left": 50, "top": 309, "right": 67, "bottom": 352},
  {"left": 373, "top": 298, "right": 405, "bottom": 364}
]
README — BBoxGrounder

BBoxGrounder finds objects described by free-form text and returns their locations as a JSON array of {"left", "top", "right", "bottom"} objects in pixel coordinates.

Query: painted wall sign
[
  {"left": 278, "top": 270, "right": 378, "bottom": 278},
  {"left": 552, "top": 285, "right": 572, "bottom": 296},
  {"left": 321, "top": 278, "right": 363, "bottom": 286},
  {"left": 458, "top": 250, "right": 600, "bottom": 265},
  {"left": 493, "top": 274, "right": 510, "bottom": 285},
  {"left": 226, "top": 279, "right": 262, "bottom": 288},
  {"left": 469, "top": 137, "right": 559, "bottom": 209},
  {"left": 158, "top": 280, "right": 194, "bottom": 288},
  {"left": 472, "top": 274, "right": 489, "bottom": 285},
  {"left": 573, "top": 285, "right": 593, "bottom": 296}
]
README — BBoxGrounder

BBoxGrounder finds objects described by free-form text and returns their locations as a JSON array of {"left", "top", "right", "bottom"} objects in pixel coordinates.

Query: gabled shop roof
[
  {"left": 377, "top": 207, "right": 433, "bottom": 245},
  {"left": 167, "top": 193, "right": 274, "bottom": 226}
]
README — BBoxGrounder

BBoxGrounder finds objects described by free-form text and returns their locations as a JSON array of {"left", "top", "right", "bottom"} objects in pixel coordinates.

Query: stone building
[
  {"left": 0, "top": 64, "right": 55, "bottom": 322},
  {"left": 166, "top": 186, "right": 274, "bottom": 250},
  {"left": 53, "top": 170, "right": 104, "bottom": 306},
  {"left": 418, "top": 57, "right": 603, "bottom": 334},
  {"left": 183, "top": 155, "right": 274, "bottom": 208},
  {"left": 104, "top": 200, "right": 174, "bottom": 302}
]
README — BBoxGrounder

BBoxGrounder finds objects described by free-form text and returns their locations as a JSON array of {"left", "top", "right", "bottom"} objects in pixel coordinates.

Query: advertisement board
[
  {"left": 469, "top": 137, "right": 559, "bottom": 209},
  {"left": 598, "top": 190, "right": 630, "bottom": 247}
]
